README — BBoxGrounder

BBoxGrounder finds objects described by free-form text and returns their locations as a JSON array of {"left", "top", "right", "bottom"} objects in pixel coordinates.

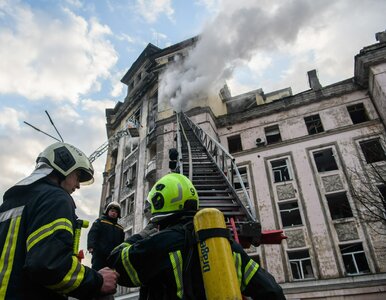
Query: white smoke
[{"left": 158, "top": 0, "right": 333, "bottom": 111}]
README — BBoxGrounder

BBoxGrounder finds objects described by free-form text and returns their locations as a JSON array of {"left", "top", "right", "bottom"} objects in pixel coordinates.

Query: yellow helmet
[
  {"left": 148, "top": 173, "right": 199, "bottom": 219},
  {"left": 36, "top": 142, "right": 94, "bottom": 184}
]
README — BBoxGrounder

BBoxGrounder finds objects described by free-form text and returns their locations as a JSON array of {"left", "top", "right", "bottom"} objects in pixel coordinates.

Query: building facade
[{"left": 101, "top": 33, "right": 386, "bottom": 299}]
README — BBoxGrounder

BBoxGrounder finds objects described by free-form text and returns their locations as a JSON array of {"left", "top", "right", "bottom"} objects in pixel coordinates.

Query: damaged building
[{"left": 100, "top": 31, "right": 386, "bottom": 299}]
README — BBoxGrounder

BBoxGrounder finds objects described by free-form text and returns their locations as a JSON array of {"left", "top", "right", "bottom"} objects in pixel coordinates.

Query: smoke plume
[{"left": 158, "top": 0, "right": 333, "bottom": 111}]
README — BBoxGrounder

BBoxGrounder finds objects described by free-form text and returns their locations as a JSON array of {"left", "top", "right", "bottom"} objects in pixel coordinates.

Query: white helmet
[
  {"left": 104, "top": 201, "right": 121, "bottom": 217},
  {"left": 36, "top": 142, "right": 94, "bottom": 184}
]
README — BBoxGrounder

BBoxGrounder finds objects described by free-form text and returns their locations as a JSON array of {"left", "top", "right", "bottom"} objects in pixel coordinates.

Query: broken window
[
  {"left": 233, "top": 166, "right": 249, "bottom": 190},
  {"left": 359, "top": 139, "right": 386, "bottom": 163},
  {"left": 148, "top": 95, "right": 158, "bottom": 133},
  {"left": 304, "top": 114, "right": 324, "bottom": 135},
  {"left": 288, "top": 250, "right": 314, "bottom": 280},
  {"left": 121, "top": 194, "right": 135, "bottom": 217},
  {"left": 340, "top": 243, "right": 370, "bottom": 275},
  {"left": 313, "top": 148, "right": 338, "bottom": 172},
  {"left": 265, "top": 125, "right": 282, "bottom": 144},
  {"left": 125, "top": 137, "right": 139, "bottom": 157},
  {"left": 122, "top": 169, "right": 128, "bottom": 187},
  {"left": 279, "top": 201, "right": 302, "bottom": 227},
  {"left": 271, "top": 158, "right": 292, "bottom": 182},
  {"left": 326, "top": 192, "right": 353, "bottom": 220},
  {"left": 227, "top": 134, "right": 243, "bottom": 154},
  {"left": 347, "top": 103, "right": 368, "bottom": 124},
  {"left": 130, "top": 163, "right": 137, "bottom": 181}
]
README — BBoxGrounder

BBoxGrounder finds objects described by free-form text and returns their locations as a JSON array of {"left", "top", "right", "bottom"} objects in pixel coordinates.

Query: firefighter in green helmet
[
  {"left": 0, "top": 142, "right": 118, "bottom": 299},
  {"left": 108, "top": 173, "right": 285, "bottom": 299}
]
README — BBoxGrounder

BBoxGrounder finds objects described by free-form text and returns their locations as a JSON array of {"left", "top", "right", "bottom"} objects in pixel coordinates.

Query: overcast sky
[{"left": 0, "top": 0, "right": 385, "bottom": 265}]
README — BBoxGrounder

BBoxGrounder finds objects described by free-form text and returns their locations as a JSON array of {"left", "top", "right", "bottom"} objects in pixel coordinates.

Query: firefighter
[
  {"left": 0, "top": 142, "right": 118, "bottom": 300},
  {"left": 87, "top": 201, "right": 124, "bottom": 271},
  {"left": 107, "top": 173, "right": 285, "bottom": 299}
]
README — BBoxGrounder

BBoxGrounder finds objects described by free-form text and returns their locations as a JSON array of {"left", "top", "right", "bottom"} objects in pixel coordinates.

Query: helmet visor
[{"left": 79, "top": 169, "right": 94, "bottom": 185}]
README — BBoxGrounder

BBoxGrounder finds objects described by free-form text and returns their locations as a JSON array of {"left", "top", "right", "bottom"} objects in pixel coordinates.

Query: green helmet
[
  {"left": 36, "top": 142, "right": 94, "bottom": 184},
  {"left": 148, "top": 173, "right": 199, "bottom": 218}
]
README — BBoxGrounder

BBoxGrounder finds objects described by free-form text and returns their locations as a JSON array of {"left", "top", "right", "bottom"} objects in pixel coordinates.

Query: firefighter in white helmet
[
  {"left": 107, "top": 173, "right": 285, "bottom": 299},
  {"left": 0, "top": 142, "right": 118, "bottom": 300},
  {"left": 88, "top": 201, "right": 124, "bottom": 271}
]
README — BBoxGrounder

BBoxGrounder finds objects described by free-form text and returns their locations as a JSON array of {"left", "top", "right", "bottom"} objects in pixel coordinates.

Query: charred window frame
[
  {"left": 121, "top": 194, "right": 135, "bottom": 217},
  {"left": 271, "top": 158, "right": 292, "bottom": 183},
  {"left": 340, "top": 243, "right": 370, "bottom": 275},
  {"left": 304, "top": 114, "right": 324, "bottom": 135},
  {"left": 326, "top": 192, "right": 353, "bottom": 220},
  {"left": 264, "top": 125, "right": 282, "bottom": 144},
  {"left": 128, "top": 194, "right": 135, "bottom": 215},
  {"left": 148, "top": 95, "right": 158, "bottom": 133},
  {"left": 313, "top": 148, "right": 338, "bottom": 172},
  {"left": 122, "top": 169, "right": 128, "bottom": 187},
  {"left": 359, "top": 139, "right": 386, "bottom": 164},
  {"left": 288, "top": 250, "right": 314, "bottom": 280},
  {"left": 227, "top": 134, "right": 243, "bottom": 154},
  {"left": 279, "top": 201, "right": 302, "bottom": 227},
  {"left": 347, "top": 103, "right": 368, "bottom": 124}
]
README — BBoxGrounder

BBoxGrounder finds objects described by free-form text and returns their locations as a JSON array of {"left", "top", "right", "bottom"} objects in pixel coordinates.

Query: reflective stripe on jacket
[{"left": 0, "top": 179, "right": 102, "bottom": 300}]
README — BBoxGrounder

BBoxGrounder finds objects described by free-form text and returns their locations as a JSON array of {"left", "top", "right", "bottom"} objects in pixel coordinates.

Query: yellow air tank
[{"left": 193, "top": 208, "right": 242, "bottom": 300}]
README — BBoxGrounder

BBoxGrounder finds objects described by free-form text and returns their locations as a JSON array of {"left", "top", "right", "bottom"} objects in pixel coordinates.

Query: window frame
[
  {"left": 304, "top": 114, "right": 324, "bottom": 135},
  {"left": 313, "top": 148, "right": 339, "bottom": 173},
  {"left": 227, "top": 134, "right": 243, "bottom": 154},
  {"left": 233, "top": 166, "right": 249, "bottom": 190},
  {"left": 270, "top": 158, "right": 292, "bottom": 183},
  {"left": 288, "top": 250, "right": 315, "bottom": 280},
  {"left": 264, "top": 125, "right": 282, "bottom": 144},
  {"left": 339, "top": 243, "right": 370, "bottom": 275},
  {"left": 325, "top": 192, "right": 353, "bottom": 220},
  {"left": 278, "top": 200, "right": 303, "bottom": 228},
  {"left": 347, "top": 103, "right": 369, "bottom": 124},
  {"left": 359, "top": 138, "right": 386, "bottom": 164}
]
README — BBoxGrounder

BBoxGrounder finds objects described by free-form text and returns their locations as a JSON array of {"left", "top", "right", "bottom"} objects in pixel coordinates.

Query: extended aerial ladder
[
  {"left": 176, "top": 112, "right": 286, "bottom": 247},
  {"left": 88, "top": 118, "right": 140, "bottom": 163}
]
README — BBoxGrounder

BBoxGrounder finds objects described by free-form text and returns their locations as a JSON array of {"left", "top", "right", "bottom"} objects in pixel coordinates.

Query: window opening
[
  {"left": 234, "top": 166, "right": 249, "bottom": 189},
  {"left": 304, "top": 114, "right": 324, "bottom": 135},
  {"left": 359, "top": 139, "right": 386, "bottom": 163},
  {"left": 347, "top": 103, "right": 368, "bottom": 124},
  {"left": 122, "top": 170, "right": 128, "bottom": 187},
  {"left": 288, "top": 250, "right": 314, "bottom": 280},
  {"left": 228, "top": 135, "right": 243, "bottom": 154},
  {"left": 265, "top": 125, "right": 282, "bottom": 144},
  {"left": 326, "top": 193, "right": 353, "bottom": 220},
  {"left": 271, "top": 158, "right": 292, "bottom": 182},
  {"left": 313, "top": 148, "right": 338, "bottom": 172},
  {"left": 279, "top": 201, "right": 302, "bottom": 227},
  {"left": 121, "top": 194, "right": 135, "bottom": 217},
  {"left": 340, "top": 243, "right": 370, "bottom": 275}
]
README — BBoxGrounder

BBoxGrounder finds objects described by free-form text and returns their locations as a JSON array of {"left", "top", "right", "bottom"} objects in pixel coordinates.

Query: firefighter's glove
[{"left": 138, "top": 222, "right": 158, "bottom": 239}]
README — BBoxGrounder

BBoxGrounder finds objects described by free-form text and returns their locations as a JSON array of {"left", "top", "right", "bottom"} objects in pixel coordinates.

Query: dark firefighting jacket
[
  {"left": 107, "top": 219, "right": 285, "bottom": 300},
  {"left": 87, "top": 215, "right": 124, "bottom": 270},
  {"left": 0, "top": 179, "right": 103, "bottom": 300}
]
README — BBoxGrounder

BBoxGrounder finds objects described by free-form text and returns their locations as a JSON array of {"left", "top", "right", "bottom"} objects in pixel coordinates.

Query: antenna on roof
[
  {"left": 45, "top": 110, "right": 64, "bottom": 142},
  {"left": 23, "top": 110, "right": 65, "bottom": 142}
]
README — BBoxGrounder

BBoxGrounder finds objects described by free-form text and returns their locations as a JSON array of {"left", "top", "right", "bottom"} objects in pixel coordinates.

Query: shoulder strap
[{"left": 181, "top": 221, "right": 198, "bottom": 300}]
